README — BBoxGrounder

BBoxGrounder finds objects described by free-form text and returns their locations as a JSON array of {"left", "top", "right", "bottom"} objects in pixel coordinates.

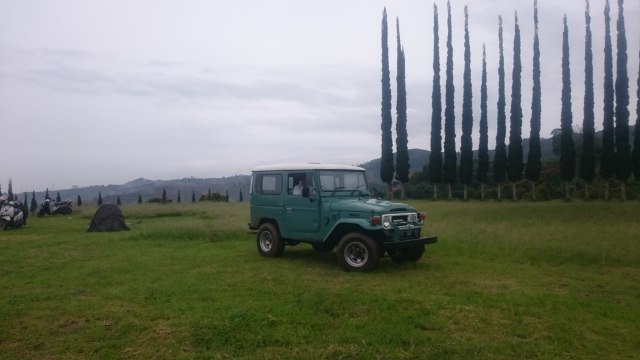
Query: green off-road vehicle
[{"left": 248, "top": 164, "right": 437, "bottom": 272}]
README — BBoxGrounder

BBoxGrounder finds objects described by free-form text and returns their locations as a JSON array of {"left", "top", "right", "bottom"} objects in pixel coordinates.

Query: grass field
[{"left": 1, "top": 201, "right": 639, "bottom": 359}]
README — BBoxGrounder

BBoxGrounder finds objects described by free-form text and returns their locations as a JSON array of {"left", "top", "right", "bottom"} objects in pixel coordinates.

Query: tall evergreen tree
[
  {"left": 138, "top": 194, "right": 142, "bottom": 204},
  {"left": 601, "top": 0, "right": 615, "bottom": 199},
  {"left": 395, "top": 17, "right": 410, "bottom": 196},
  {"left": 177, "top": 190, "right": 181, "bottom": 203},
  {"left": 579, "top": 0, "right": 596, "bottom": 199},
  {"left": 494, "top": 16, "right": 508, "bottom": 200},
  {"left": 192, "top": 190, "right": 196, "bottom": 203},
  {"left": 633, "top": 49, "right": 640, "bottom": 180},
  {"left": 98, "top": 192, "right": 103, "bottom": 206},
  {"left": 380, "top": 8, "right": 395, "bottom": 193},
  {"left": 525, "top": 0, "right": 542, "bottom": 199},
  {"left": 459, "top": 6, "right": 474, "bottom": 200},
  {"left": 30, "top": 191, "right": 37, "bottom": 215},
  {"left": 117, "top": 196, "right": 121, "bottom": 206},
  {"left": 162, "top": 189, "right": 167, "bottom": 204},
  {"left": 7, "top": 179, "right": 13, "bottom": 201},
  {"left": 560, "top": 15, "right": 576, "bottom": 199},
  {"left": 443, "top": 1, "right": 457, "bottom": 200},
  {"left": 428, "top": 4, "right": 443, "bottom": 200},
  {"left": 23, "top": 193, "right": 28, "bottom": 215},
  {"left": 56, "top": 192, "right": 61, "bottom": 202},
  {"left": 239, "top": 189, "right": 243, "bottom": 202},
  {"left": 477, "top": 44, "right": 489, "bottom": 200},
  {"left": 45, "top": 188, "right": 50, "bottom": 200},
  {"left": 507, "top": 12, "right": 523, "bottom": 200},
  {"left": 77, "top": 195, "right": 82, "bottom": 207},
  {"left": 614, "top": 0, "right": 630, "bottom": 200}
]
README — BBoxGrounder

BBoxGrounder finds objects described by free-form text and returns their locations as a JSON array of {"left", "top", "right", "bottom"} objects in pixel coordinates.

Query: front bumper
[{"left": 383, "top": 235, "right": 438, "bottom": 250}]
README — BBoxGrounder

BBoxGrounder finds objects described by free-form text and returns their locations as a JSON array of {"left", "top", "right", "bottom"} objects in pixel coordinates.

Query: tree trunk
[
  {"left": 604, "top": 180, "right": 610, "bottom": 200},
  {"left": 585, "top": 182, "right": 590, "bottom": 201},
  {"left": 511, "top": 182, "right": 517, "bottom": 201},
  {"left": 480, "top": 183, "right": 485, "bottom": 201},
  {"left": 432, "top": 183, "right": 438, "bottom": 201},
  {"left": 620, "top": 182, "right": 626, "bottom": 201},
  {"left": 448, "top": 183, "right": 453, "bottom": 200},
  {"left": 463, "top": 184, "right": 468, "bottom": 201},
  {"left": 564, "top": 182, "right": 570, "bottom": 200},
  {"left": 531, "top": 182, "right": 536, "bottom": 200},
  {"left": 497, "top": 183, "right": 502, "bottom": 201}
]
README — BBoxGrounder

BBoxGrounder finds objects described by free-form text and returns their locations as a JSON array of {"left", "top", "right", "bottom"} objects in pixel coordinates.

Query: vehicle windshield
[{"left": 319, "top": 170, "right": 369, "bottom": 195}]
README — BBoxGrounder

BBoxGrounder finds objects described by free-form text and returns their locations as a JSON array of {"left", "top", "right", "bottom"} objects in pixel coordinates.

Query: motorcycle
[
  {"left": 37, "top": 198, "right": 73, "bottom": 217},
  {"left": 0, "top": 199, "right": 27, "bottom": 231}
]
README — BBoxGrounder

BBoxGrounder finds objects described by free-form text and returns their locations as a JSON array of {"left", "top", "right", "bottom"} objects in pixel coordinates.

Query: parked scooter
[
  {"left": 0, "top": 197, "right": 27, "bottom": 231},
  {"left": 37, "top": 198, "right": 73, "bottom": 217}
]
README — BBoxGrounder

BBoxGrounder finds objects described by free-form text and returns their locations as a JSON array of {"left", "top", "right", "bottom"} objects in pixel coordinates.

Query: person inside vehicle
[{"left": 292, "top": 177, "right": 305, "bottom": 195}]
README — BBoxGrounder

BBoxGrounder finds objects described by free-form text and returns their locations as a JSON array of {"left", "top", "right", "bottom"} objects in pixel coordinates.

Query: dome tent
[{"left": 88, "top": 204, "right": 129, "bottom": 232}]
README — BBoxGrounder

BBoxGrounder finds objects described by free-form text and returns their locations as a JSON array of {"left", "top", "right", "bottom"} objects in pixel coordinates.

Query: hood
[{"left": 327, "top": 197, "right": 416, "bottom": 214}]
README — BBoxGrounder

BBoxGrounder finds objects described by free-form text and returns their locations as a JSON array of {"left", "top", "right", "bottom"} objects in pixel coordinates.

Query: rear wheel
[
  {"left": 256, "top": 223, "right": 285, "bottom": 258},
  {"left": 337, "top": 233, "right": 380, "bottom": 272},
  {"left": 390, "top": 245, "right": 425, "bottom": 263}
]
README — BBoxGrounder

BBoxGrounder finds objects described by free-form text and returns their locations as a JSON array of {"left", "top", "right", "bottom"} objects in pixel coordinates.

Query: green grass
[{"left": 1, "top": 201, "right": 639, "bottom": 359}]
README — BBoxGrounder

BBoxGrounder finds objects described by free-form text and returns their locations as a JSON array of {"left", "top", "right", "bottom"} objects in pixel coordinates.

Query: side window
[
  {"left": 255, "top": 174, "right": 282, "bottom": 195},
  {"left": 288, "top": 172, "right": 315, "bottom": 195}
]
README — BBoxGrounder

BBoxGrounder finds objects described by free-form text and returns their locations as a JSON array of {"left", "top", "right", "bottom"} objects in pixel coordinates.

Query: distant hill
[
  {"left": 24, "top": 126, "right": 633, "bottom": 207},
  {"left": 359, "top": 135, "right": 557, "bottom": 175}
]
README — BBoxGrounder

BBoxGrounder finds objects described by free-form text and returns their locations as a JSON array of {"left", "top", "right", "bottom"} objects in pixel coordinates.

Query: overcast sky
[{"left": 1, "top": 0, "right": 638, "bottom": 192}]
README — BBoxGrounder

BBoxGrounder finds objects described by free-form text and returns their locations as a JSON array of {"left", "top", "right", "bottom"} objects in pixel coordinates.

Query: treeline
[{"left": 379, "top": 0, "right": 639, "bottom": 201}]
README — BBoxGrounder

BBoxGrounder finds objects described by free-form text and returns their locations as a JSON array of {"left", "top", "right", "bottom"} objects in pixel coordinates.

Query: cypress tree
[
  {"left": 77, "top": 195, "right": 82, "bottom": 207},
  {"left": 239, "top": 189, "right": 243, "bottom": 202},
  {"left": 507, "top": 13, "right": 523, "bottom": 200},
  {"left": 192, "top": 190, "right": 196, "bottom": 203},
  {"left": 428, "top": 4, "right": 443, "bottom": 200},
  {"left": 23, "top": 193, "right": 28, "bottom": 215},
  {"left": 560, "top": 15, "right": 576, "bottom": 199},
  {"left": 525, "top": 0, "right": 542, "bottom": 199},
  {"left": 633, "top": 49, "right": 640, "bottom": 180},
  {"left": 614, "top": 0, "right": 630, "bottom": 200},
  {"left": 98, "top": 192, "right": 103, "bottom": 206},
  {"left": 162, "top": 189, "right": 167, "bottom": 204},
  {"left": 395, "top": 17, "right": 410, "bottom": 195},
  {"left": 117, "top": 196, "right": 121, "bottom": 206},
  {"left": 380, "top": 8, "right": 395, "bottom": 194},
  {"left": 477, "top": 44, "right": 489, "bottom": 200},
  {"left": 579, "top": 0, "right": 596, "bottom": 199},
  {"left": 601, "top": 0, "right": 615, "bottom": 199},
  {"left": 45, "top": 188, "right": 50, "bottom": 200},
  {"left": 177, "top": 190, "right": 181, "bottom": 203},
  {"left": 443, "top": 1, "right": 457, "bottom": 200},
  {"left": 30, "top": 191, "right": 37, "bottom": 215},
  {"left": 225, "top": 190, "right": 229, "bottom": 202},
  {"left": 7, "top": 179, "right": 13, "bottom": 201},
  {"left": 56, "top": 192, "right": 61, "bottom": 202},
  {"left": 459, "top": 6, "right": 474, "bottom": 200},
  {"left": 138, "top": 194, "right": 142, "bottom": 204},
  {"left": 494, "top": 16, "right": 507, "bottom": 200}
]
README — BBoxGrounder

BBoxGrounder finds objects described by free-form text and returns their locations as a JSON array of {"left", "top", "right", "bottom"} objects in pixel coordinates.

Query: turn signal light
[{"left": 369, "top": 215, "right": 381, "bottom": 225}]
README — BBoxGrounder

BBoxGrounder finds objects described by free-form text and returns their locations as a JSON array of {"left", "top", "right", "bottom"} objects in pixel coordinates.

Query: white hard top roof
[{"left": 252, "top": 163, "right": 365, "bottom": 172}]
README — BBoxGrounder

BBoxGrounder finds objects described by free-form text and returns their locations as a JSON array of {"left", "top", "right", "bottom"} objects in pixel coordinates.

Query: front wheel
[
  {"left": 256, "top": 223, "right": 285, "bottom": 258},
  {"left": 337, "top": 233, "right": 380, "bottom": 272}
]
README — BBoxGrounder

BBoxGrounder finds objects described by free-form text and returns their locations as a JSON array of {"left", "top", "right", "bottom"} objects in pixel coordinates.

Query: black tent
[{"left": 88, "top": 204, "right": 129, "bottom": 232}]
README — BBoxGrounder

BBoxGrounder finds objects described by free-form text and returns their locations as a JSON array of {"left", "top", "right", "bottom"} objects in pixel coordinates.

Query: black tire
[
  {"left": 337, "top": 233, "right": 381, "bottom": 272},
  {"left": 256, "top": 223, "right": 285, "bottom": 258},
  {"left": 390, "top": 245, "right": 425, "bottom": 263},
  {"left": 311, "top": 242, "right": 334, "bottom": 252}
]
